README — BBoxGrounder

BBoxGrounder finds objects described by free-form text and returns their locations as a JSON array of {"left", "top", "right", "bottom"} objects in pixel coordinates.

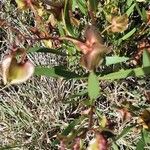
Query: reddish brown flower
[{"left": 80, "top": 25, "right": 108, "bottom": 70}]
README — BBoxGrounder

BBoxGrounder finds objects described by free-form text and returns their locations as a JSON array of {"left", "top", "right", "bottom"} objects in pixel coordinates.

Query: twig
[{"left": 101, "top": 25, "right": 112, "bottom": 34}]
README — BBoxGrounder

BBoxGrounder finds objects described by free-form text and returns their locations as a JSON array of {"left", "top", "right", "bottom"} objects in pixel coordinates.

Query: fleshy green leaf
[
  {"left": 77, "top": 0, "right": 87, "bottom": 15},
  {"left": 136, "top": 129, "right": 150, "bottom": 150},
  {"left": 28, "top": 47, "right": 67, "bottom": 56},
  {"left": 136, "top": 131, "right": 145, "bottom": 150},
  {"left": 142, "top": 129, "right": 150, "bottom": 144},
  {"left": 88, "top": 71, "right": 100, "bottom": 101},
  {"left": 127, "top": 0, "right": 134, "bottom": 6},
  {"left": 112, "top": 142, "right": 119, "bottom": 150},
  {"left": 106, "top": 56, "right": 129, "bottom": 66},
  {"left": 89, "top": 0, "right": 99, "bottom": 13},
  {"left": 34, "top": 66, "right": 80, "bottom": 79},
  {"left": 99, "top": 66, "right": 150, "bottom": 80},
  {"left": 64, "top": 0, "right": 76, "bottom": 36},
  {"left": 142, "top": 7, "right": 147, "bottom": 21},
  {"left": 121, "top": 28, "right": 136, "bottom": 40},
  {"left": 143, "top": 50, "right": 150, "bottom": 67},
  {"left": 126, "top": 3, "right": 136, "bottom": 16},
  {"left": 136, "top": 138, "right": 145, "bottom": 150},
  {"left": 135, "top": 1, "right": 145, "bottom": 21}
]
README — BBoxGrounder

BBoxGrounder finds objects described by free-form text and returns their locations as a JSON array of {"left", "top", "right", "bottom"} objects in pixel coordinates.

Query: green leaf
[
  {"left": 135, "top": 1, "right": 145, "bottom": 21},
  {"left": 64, "top": 0, "right": 76, "bottom": 37},
  {"left": 58, "top": 22, "right": 65, "bottom": 36},
  {"left": 136, "top": 131, "right": 145, "bottom": 150},
  {"left": 136, "top": 138, "right": 145, "bottom": 150},
  {"left": 28, "top": 47, "right": 67, "bottom": 56},
  {"left": 136, "top": 129, "right": 150, "bottom": 150},
  {"left": 121, "top": 28, "right": 136, "bottom": 40},
  {"left": 34, "top": 66, "right": 80, "bottom": 79},
  {"left": 112, "top": 142, "right": 119, "bottom": 150},
  {"left": 77, "top": 0, "right": 87, "bottom": 15},
  {"left": 52, "top": 116, "right": 85, "bottom": 147},
  {"left": 89, "top": 0, "right": 99, "bottom": 13},
  {"left": 127, "top": 0, "right": 134, "bottom": 6},
  {"left": 88, "top": 71, "right": 100, "bottom": 101},
  {"left": 99, "top": 66, "right": 150, "bottom": 80},
  {"left": 116, "top": 126, "right": 133, "bottom": 141},
  {"left": 142, "top": 7, "right": 147, "bottom": 22},
  {"left": 106, "top": 56, "right": 129, "bottom": 66},
  {"left": 143, "top": 50, "right": 150, "bottom": 67},
  {"left": 126, "top": 3, "right": 136, "bottom": 16},
  {"left": 142, "top": 129, "right": 150, "bottom": 144}
]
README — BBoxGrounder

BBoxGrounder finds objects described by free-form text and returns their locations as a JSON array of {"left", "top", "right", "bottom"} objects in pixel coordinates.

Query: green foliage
[
  {"left": 28, "top": 47, "right": 67, "bottom": 56},
  {"left": 64, "top": 0, "right": 78, "bottom": 37},
  {"left": 121, "top": 27, "right": 137, "bottom": 41},
  {"left": 136, "top": 129, "right": 150, "bottom": 150},
  {"left": 143, "top": 50, "right": 150, "bottom": 67},
  {"left": 88, "top": 71, "right": 100, "bottom": 102},
  {"left": 89, "top": 0, "right": 99, "bottom": 13},
  {"left": 99, "top": 66, "right": 150, "bottom": 80},
  {"left": 35, "top": 66, "right": 80, "bottom": 79},
  {"left": 106, "top": 56, "right": 129, "bottom": 66}
]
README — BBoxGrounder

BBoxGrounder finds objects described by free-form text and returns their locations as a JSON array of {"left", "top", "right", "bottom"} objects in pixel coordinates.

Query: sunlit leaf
[
  {"left": 34, "top": 66, "right": 80, "bottom": 79},
  {"left": 143, "top": 50, "right": 150, "bottom": 67},
  {"left": 126, "top": 3, "right": 136, "bottom": 16},
  {"left": 99, "top": 66, "right": 150, "bottom": 80},
  {"left": 77, "top": 0, "right": 87, "bottom": 15},
  {"left": 121, "top": 28, "right": 136, "bottom": 40},
  {"left": 127, "top": 0, "right": 134, "bottom": 6},
  {"left": 112, "top": 142, "right": 119, "bottom": 150},
  {"left": 89, "top": 0, "right": 99, "bottom": 13},
  {"left": 64, "top": 0, "right": 76, "bottom": 36},
  {"left": 106, "top": 56, "right": 129, "bottom": 66},
  {"left": 88, "top": 71, "right": 100, "bottom": 101}
]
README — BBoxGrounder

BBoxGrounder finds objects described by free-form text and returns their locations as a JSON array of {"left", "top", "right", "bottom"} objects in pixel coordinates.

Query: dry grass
[{"left": 0, "top": 0, "right": 150, "bottom": 150}]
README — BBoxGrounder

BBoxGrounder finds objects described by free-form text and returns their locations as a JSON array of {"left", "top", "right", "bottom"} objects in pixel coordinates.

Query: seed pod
[{"left": 1, "top": 54, "right": 34, "bottom": 85}]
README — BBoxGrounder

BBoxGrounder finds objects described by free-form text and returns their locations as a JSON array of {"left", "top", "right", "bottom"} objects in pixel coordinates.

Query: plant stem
[
  {"left": 101, "top": 25, "right": 112, "bottom": 34},
  {"left": 88, "top": 106, "right": 94, "bottom": 129}
]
